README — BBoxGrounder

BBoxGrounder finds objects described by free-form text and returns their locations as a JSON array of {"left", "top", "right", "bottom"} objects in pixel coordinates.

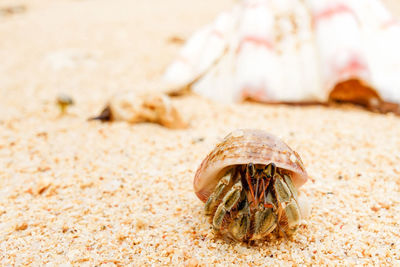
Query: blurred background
[{"left": 1, "top": 0, "right": 399, "bottom": 118}]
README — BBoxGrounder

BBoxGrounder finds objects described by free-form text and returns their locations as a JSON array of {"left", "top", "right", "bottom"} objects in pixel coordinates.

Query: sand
[{"left": 1, "top": 0, "right": 400, "bottom": 265}]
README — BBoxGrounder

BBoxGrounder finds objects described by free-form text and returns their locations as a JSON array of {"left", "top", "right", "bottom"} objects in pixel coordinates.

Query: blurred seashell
[
  {"left": 91, "top": 91, "right": 187, "bottom": 129},
  {"left": 164, "top": 0, "right": 400, "bottom": 113}
]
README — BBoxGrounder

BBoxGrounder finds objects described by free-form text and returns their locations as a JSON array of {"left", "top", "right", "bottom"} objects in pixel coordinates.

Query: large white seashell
[{"left": 164, "top": 0, "right": 400, "bottom": 111}]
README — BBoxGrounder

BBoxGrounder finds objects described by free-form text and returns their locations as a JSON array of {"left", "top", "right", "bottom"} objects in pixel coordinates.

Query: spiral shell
[
  {"left": 164, "top": 0, "right": 400, "bottom": 114},
  {"left": 194, "top": 129, "right": 308, "bottom": 202}
]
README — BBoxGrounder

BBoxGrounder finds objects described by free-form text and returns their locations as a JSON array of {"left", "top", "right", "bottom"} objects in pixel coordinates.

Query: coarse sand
[{"left": 1, "top": 0, "right": 400, "bottom": 265}]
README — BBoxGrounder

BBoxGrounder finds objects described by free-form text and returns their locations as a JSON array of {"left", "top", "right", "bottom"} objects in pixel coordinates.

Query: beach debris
[
  {"left": 90, "top": 106, "right": 112, "bottom": 122},
  {"left": 56, "top": 94, "right": 74, "bottom": 115},
  {"left": 0, "top": 5, "right": 26, "bottom": 17},
  {"left": 90, "top": 91, "right": 187, "bottom": 129},
  {"left": 15, "top": 222, "right": 28, "bottom": 231},
  {"left": 167, "top": 35, "right": 186, "bottom": 44},
  {"left": 191, "top": 137, "right": 205, "bottom": 144},
  {"left": 163, "top": 0, "right": 400, "bottom": 114},
  {"left": 194, "top": 129, "right": 310, "bottom": 241}
]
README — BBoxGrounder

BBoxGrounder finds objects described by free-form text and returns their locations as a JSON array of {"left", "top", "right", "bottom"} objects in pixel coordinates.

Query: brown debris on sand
[{"left": 91, "top": 91, "right": 187, "bottom": 129}]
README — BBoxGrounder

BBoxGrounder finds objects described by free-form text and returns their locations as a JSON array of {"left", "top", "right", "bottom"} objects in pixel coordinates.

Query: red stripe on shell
[
  {"left": 381, "top": 19, "right": 400, "bottom": 29},
  {"left": 240, "top": 86, "right": 270, "bottom": 102},
  {"left": 333, "top": 54, "right": 368, "bottom": 78},
  {"left": 312, "top": 4, "right": 358, "bottom": 28},
  {"left": 237, "top": 36, "right": 274, "bottom": 54},
  {"left": 210, "top": 29, "right": 224, "bottom": 39}
]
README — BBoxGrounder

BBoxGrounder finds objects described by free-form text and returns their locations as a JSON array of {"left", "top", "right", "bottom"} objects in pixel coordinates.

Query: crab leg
[
  {"left": 204, "top": 172, "right": 232, "bottom": 215},
  {"left": 254, "top": 175, "right": 260, "bottom": 206},
  {"left": 273, "top": 173, "right": 292, "bottom": 204},
  {"left": 282, "top": 199, "right": 302, "bottom": 236},
  {"left": 228, "top": 193, "right": 251, "bottom": 241},
  {"left": 245, "top": 163, "right": 257, "bottom": 206},
  {"left": 259, "top": 178, "right": 273, "bottom": 208},
  {"left": 213, "top": 180, "right": 243, "bottom": 229},
  {"left": 252, "top": 190, "right": 277, "bottom": 240},
  {"left": 253, "top": 205, "right": 277, "bottom": 240},
  {"left": 273, "top": 173, "right": 302, "bottom": 236},
  {"left": 283, "top": 174, "right": 298, "bottom": 199}
]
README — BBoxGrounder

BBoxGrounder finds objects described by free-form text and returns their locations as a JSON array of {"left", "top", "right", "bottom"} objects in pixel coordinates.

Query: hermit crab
[{"left": 194, "top": 129, "right": 309, "bottom": 241}]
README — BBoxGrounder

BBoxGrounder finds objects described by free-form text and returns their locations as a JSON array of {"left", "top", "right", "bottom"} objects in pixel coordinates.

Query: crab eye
[
  {"left": 246, "top": 163, "right": 255, "bottom": 177},
  {"left": 264, "top": 163, "right": 276, "bottom": 178}
]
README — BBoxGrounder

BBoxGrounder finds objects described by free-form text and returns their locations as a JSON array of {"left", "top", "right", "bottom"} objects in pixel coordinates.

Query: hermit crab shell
[{"left": 194, "top": 129, "right": 308, "bottom": 202}]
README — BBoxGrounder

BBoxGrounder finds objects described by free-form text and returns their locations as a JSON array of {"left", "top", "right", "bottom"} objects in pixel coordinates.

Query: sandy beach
[{"left": 1, "top": 0, "right": 400, "bottom": 265}]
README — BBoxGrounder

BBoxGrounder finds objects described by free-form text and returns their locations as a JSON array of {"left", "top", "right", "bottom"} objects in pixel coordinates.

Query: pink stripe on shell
[
  {"left": 333, "top": 53, "right": 368, "bottom": 77},
  {"left": 313, "top": 4, "right": 358, "bottom": 27},
  {"left": 237, "top": 36, "right": 274, "bottom": 53}
]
